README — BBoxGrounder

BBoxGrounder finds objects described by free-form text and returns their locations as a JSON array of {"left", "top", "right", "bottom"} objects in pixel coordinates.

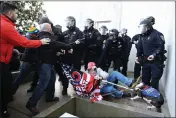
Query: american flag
[{"left": 60, "top": 63, "right": 103, "bottom": 102}]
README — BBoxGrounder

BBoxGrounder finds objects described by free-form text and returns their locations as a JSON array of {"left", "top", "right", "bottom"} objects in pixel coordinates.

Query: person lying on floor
[
  {"left": 87, "top": 62, "right": 136, "bottom": 98},
  {"left": 132, "top": 82, "right": 164, "bottom": 108}
]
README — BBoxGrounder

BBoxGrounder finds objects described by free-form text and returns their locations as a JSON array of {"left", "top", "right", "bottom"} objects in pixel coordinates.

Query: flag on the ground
[
  {"left": 60, "top": 63, "right": 103, "bottom": 102},
  {"left": 142, "top": 86, "right": 160, "bottom": 98},
  {"left": 141, "top": 86, "right": 164, "bottom": 108}
]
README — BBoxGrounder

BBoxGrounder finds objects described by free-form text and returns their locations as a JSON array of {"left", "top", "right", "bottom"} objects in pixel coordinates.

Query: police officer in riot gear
[
  {"left": 83, "top": 18, "right": 102, "bottom": 70},
  {"left": 146, "top": 16, "right": 155, "bottom": 25},
  {"left": 63, "top": 16, "right": 85, "bottom": 69},
  {"left": 61, "top": 16, "right": 85, "bottom": 95},
  {"left": 120, "top": 28, "right": 132, "bottom": 76},
  {"left": 132, "top": 16, "right": 159, "bottom": 81},
  {"left": 136, "top": 18, "right": 166, "bottom": 90},
  {"left": 100, "top": 29, "right": 124, "bottom": 72}
]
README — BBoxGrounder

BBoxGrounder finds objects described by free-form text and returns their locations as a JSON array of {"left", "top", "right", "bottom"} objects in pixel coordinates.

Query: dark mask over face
[
  {"left": 66, "top": 18, "right": 75, "bottom": 30},
  {"left": 84, "top": 19, "right": 93, "bottom": 30},
  {"left": 109, "top": 29, "right": 119, "bottom": 39}
]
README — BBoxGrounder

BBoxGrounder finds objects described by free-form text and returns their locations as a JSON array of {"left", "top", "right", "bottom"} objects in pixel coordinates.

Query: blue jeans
[
  {"left": 27, "top": 64, "right": 56, "bottom": 107},
  {"left": 12, "top": 62, "right": 39, "bottom": 94},
  {"left": 101, "top": 71, "right": 132, "bottom": 98}
]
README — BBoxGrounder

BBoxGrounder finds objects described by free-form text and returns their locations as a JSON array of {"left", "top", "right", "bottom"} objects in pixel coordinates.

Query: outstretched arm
[{"left": 50, "top": 41, "right": 72, "bottom": 50}]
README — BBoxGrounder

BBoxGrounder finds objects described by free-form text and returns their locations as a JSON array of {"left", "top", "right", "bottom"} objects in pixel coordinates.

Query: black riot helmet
[
  {"left": 84, "top": 18, "right": 94, "bottom": 30},
  {"left": 65, "top": 16, "right": 76, "bottom": 30},
  {"left": 109, "top": 29, "right": 119, "bottom": 39},
  {"left": 138, "top": 19, "right": 153, "bottom": 34},
  {"left": 146, "top": 16, "right": 155, "bottom": 25}
]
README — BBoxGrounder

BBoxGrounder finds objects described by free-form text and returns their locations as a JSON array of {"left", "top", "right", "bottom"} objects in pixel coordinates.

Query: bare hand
[
  {"left": 40, "top": 38, "right": 50, "bottom": 45},
  {"left": 147, "top": 55, "right": 154, "bottom": 61},
  {"left": 75, "top": 40, "right": 80, "bottom": 44},
  {"left": 94, "top": 76, "right": 102, "bottom": 80},
  {"left": 68, "top": 49, "right": 73, "bottom": 54},
  {"left": 61, "top": 49, "right": 66, "bottom": 55},
  {"left": 135, "top": 57, "right": 140, "bottom": 64},
  {"left": 133, "top": 41, "right": 138, "bottom": 44}
]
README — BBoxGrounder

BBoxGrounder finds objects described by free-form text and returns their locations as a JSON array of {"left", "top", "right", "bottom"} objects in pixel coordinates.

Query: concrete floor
[
  {"left": 9, "top": 76, "right": 76, "bottom": 117},
  {"left": 8, "top": 66, "right": 166, "bottom": 117}
]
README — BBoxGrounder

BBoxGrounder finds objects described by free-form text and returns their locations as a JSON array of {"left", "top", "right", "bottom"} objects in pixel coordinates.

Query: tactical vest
[{"left": 108, "top": 39, "right": 123, "bottom": 56}]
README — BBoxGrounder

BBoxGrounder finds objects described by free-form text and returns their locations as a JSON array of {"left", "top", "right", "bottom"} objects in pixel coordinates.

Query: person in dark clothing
[
  {"left": 58, "top": 16, "right": 85, "bottom": 95},
  {"left": 83, "top": 18, "right": 102, "bottom": 70},
  {"left": 26, "top": 23, "right": 72, "bottom": 115},
  {"left": 97, "top": 25, "right": 109, "bottom": 70},
  {"left": 99, "top": 29, "right": 124, "bottom": 72},
  {"left": 136, "top": 18, "right": 166, "bottom": 90},
  {"left": 28, "top": 17, "right": 68, "bottom": 97},
  {"left": 55, "top": 24, "right": 62, "bottom": 32},
  {"left": 62, "top": 16, "right": 85, "bottom": 70},
  {"left": 120, "top": 28, "right": 132, "bottom": 76},
  {"left": 0, "top": 3, "right": 50, "bottom": 117},
  {"left": 27, "top": 18, "right": 64, "bottom": 93},
  {"left": 53, "top": 24, "right": 69, "bottom": 96},
  {"left": 12, "top": 27, "right": 41, "bottom": 95},
  {"left": 132, "top": 34, "right": 142, "bottom": 80}
]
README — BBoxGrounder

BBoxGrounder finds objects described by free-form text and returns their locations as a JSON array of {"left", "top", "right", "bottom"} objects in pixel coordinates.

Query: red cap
[{"left": 87, "top": 62, "right": 96, "bottom": 70}]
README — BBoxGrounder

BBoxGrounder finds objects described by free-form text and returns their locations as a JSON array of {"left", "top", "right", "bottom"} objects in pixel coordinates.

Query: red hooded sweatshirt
[{"left": 0, "top": 15, "right": 42, "bottom": 64}]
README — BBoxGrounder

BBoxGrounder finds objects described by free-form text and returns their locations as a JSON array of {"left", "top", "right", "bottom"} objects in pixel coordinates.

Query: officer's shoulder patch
[{"left": 160, "top": 35, "right": 165, "bottom": 41}]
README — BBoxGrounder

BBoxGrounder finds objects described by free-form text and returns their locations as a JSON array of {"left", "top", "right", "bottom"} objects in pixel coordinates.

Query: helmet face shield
[{"left": 138, "top": 24, "right": 148, "bottom": 34}]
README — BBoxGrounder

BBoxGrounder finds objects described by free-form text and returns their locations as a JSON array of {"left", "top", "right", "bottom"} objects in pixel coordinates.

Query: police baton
[{"left": 101, "top": 80, "right": 134, "bottom": 92}]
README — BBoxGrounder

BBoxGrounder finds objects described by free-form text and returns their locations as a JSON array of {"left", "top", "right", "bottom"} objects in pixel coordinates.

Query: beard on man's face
[{"left": 10, "top": 10, "right": 18, "bottom": 23}]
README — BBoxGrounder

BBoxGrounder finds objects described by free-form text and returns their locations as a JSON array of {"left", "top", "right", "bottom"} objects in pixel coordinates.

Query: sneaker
[
  {"left": 26, "top": 105, "right": 40, "bottom": 116},
  {"left": 46, "top": 97, "right": 59, "bottom": 102},
  {"left": 1, "top": 110, "right": 10, "bottom": 117}
]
